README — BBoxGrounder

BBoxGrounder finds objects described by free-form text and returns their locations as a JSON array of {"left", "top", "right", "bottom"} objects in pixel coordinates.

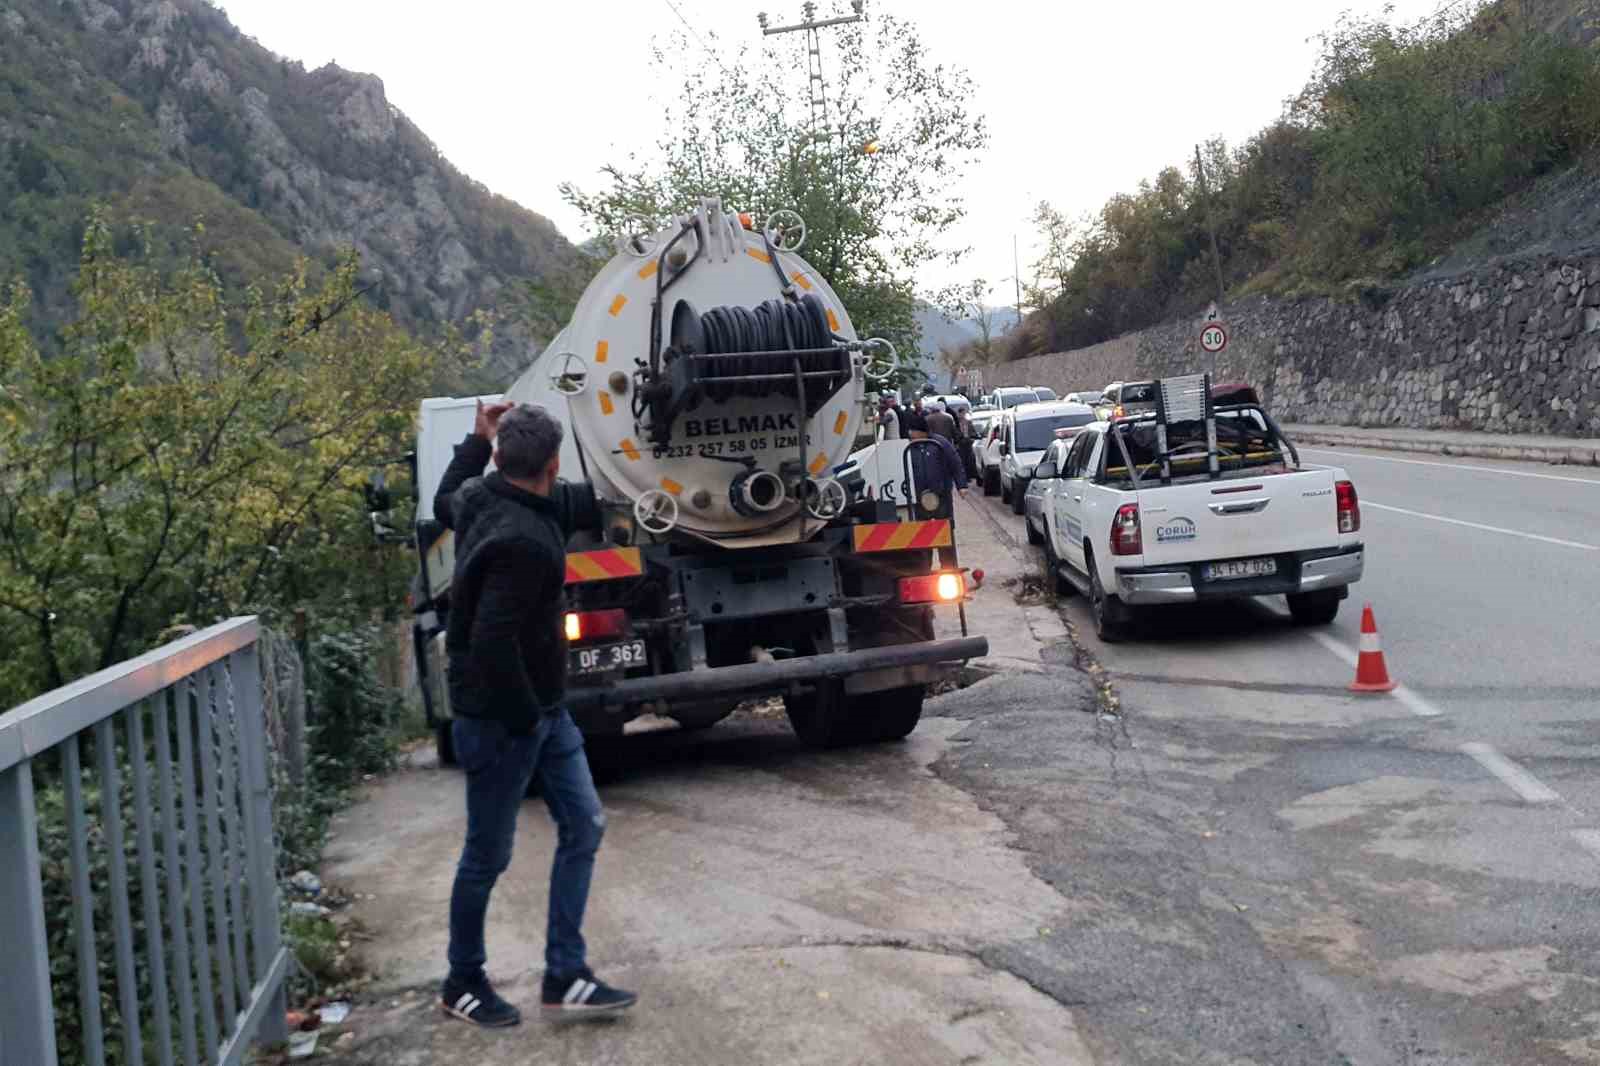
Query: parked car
[
  {"left": 985, "top": 386, "right": 1040, "bottom": 411},
  {"left": 1029, "top": 385, "right": 1058, "bottom": 402},
  {"left": 995, "top": 401, "right": 1099, "bottom": 513},
  {"left": 1105, "top": 380, "right": 1159, "bottom": 419},
  {"left": 1065, "top": 391, "right": 1105, "bottom": 407},
  {"left": 1022, "top": 435, "right": 1073, "bottom": 545},
  {"left": 1039, "top": 378, "right": 1364, "bottom": 641}
]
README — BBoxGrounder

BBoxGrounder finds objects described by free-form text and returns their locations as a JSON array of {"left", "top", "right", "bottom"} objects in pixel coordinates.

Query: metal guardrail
[{"left": 0, "top": 616, "right": 288, "bottom": 1066}]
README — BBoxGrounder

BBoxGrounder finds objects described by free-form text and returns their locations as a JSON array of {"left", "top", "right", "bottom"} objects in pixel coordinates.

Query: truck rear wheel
[
  {"left": 435, "top": 721, "right": 456, "bottom": 767},
  {"left": 785, "top": 680, "right": 851, "bottom": 749},
  {"left": 860, "top": 685, "right": 924, "bottom": 742}
]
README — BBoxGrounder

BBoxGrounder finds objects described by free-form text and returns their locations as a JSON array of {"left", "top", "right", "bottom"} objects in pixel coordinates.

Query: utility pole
[
  {"left": 1193, "top": 144, "right": 1225, "bottom": 308},
  {"left": 758, "top": 2, "right": 866, "bottom": 139},
  {"left": 1013, "top": 234, "right": 1022, "bottom": 323},
  {"left": 1193, "top": 143, "right": 1226, "bottom": 377}
]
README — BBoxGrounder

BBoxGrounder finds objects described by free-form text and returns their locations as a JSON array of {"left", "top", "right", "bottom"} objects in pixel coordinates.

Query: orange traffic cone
[{"left": 1349, "top": 603, "right": 1398, "bottom": 693}]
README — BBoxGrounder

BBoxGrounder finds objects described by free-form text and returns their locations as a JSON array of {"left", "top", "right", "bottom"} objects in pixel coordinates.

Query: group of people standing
[{"left": 876, "top": 393, "right": 977, "bottom": 517}]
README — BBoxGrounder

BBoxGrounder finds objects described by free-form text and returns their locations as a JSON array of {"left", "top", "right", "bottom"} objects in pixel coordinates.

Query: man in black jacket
[{"left": 435, "top": 401, "right": 637, "bottom": 1028}]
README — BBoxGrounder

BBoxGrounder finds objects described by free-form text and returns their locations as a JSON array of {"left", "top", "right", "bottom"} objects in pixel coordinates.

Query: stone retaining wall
[{"left": 984, "top": 245, "right": 1600, "bottom": 437}]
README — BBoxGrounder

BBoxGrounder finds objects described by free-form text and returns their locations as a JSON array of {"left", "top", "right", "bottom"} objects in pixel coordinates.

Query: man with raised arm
[{"left": 433, "top": 401, "right": 637, "bottom": 1028}]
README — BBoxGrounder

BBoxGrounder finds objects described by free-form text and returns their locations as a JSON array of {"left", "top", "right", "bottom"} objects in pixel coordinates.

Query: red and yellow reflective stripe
[
  {"left": 564, "top": 547, "right": 644, "bottom": 585},
  {"left": 851, "top": 520, "right": 952, "bottom": 553}
]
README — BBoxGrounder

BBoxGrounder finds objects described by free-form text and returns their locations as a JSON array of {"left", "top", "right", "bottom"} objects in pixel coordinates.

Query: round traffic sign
[{"left": 1200, "top": 323, "right": 1228, "bottom": 354}]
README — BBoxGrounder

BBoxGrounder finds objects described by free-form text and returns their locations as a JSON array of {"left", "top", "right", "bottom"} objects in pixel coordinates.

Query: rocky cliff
[{"left": 0, "top": 0, "right": 578, "bottom": 386}]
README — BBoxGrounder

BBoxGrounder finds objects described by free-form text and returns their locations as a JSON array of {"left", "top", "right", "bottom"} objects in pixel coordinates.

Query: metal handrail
[
  {"left": 0, "top": 617, "right": 259, "bottom": 773},
  {"left": 0, "top": 615, "right": 288, "bottom": 1066}
]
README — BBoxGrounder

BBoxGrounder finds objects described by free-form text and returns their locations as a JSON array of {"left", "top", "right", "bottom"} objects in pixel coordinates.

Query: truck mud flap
[{"left": 566, "top": 636, "right": 989, "bottom": 711}]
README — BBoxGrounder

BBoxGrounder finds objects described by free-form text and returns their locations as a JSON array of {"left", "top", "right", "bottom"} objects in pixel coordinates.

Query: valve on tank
[{"left": 728, "top": 468, "right": 788, "bottom": 517}]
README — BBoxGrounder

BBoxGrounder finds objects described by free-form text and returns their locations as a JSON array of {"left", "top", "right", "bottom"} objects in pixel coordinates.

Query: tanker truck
[{"left": 405, "top": 198, "right": 988, "bottom": 761}]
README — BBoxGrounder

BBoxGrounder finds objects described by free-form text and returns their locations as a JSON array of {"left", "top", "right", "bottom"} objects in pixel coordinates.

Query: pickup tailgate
[{"left": 1135, "top": 469, "right": 1339, "bottom": 566}]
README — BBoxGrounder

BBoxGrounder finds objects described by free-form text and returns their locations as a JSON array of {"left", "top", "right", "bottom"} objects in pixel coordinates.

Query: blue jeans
[{"left": 446, "top": 710, "right": 605, "bottom": 984}]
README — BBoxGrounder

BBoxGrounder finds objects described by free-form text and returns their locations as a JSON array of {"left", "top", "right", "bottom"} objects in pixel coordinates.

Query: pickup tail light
[
  {"left": 899, "top": 571, "right": 966, "bottom": 604},
  {"left": 563, "top": 608, "right": 628, "bottom": 643},
  {"left": 1336, "top": 480, "right": 1361, "bottom": 533},
  {"left": 1109, "top": 503, "right": 1142, "bottom": 556}
]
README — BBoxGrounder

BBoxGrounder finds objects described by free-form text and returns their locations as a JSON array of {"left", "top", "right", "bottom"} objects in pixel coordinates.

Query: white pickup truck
[{"left": 1039, "top": 377, "right": 1364, "bottom": 641}]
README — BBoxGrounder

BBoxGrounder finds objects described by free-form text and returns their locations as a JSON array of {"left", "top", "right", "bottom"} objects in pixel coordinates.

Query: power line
[{"left": 661, "top": 0, "right": 734, "bottom": 76}]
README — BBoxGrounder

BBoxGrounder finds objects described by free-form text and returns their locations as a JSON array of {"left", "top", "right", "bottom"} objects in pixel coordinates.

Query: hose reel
[{"left": 645, "top": 293, "right": 853, "bottom": 444}]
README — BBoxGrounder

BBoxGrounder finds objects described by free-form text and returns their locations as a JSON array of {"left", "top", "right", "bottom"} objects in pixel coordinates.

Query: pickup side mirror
[
  {"left": 1034, "top": 462, "right": 1058, "bottom": 480},
  {"left": 999, "top": 443, "right": 1010, "bottom": 456}
]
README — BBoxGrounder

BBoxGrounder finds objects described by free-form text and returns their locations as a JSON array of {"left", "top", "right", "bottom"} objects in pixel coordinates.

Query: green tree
[
  {"left": 559, "top": 10, "right": 987, "bottom": 385},
  {"left": 0, "top": 214, "right": 437, "bottom": 707}
]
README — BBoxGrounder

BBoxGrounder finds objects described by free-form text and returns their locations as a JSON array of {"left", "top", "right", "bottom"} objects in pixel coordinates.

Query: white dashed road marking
[
  {"left": 1363, "top": 501, "right": 1600, "bottom": 552},
  {"left": 1308, "top": 631, "right": 1443, "bottom": 717},
  {"left": 1300, "top": 446, "right": 1600, "bottom": 485},
  {"left": 1461, "top": 742, "right": 1560, "bottom": 804}
]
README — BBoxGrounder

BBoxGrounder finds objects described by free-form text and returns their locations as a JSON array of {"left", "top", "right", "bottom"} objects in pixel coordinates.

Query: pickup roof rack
[{"left": 1105, "top": 373, "right": 1301, "bottom": 488}]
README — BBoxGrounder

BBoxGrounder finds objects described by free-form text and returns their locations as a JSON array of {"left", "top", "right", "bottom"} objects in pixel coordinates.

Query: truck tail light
[
  {"left": 899, "top": 571, "right": 966, "bottom": 604},
  {"left": 1336, "top": 480, "right": 1360, "bottom": 533},
  {"left": 563, "top": 608, "right": 627, "bottom": 643},
  {"left": 1109, "top": 503, "right": 1142, "bottom": 556}
]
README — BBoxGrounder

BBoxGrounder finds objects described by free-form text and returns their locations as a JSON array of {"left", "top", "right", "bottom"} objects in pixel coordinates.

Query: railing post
[
  {"left": 235, "top": 640, "right": 288, "bottom": 1047},
  {"left": 0, "top": 761, "right": 59, "bottom": 1066}
]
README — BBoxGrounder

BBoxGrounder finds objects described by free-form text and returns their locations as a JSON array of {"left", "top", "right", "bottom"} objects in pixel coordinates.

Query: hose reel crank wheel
[
  {"left": 634, "top": 489, "right": 680, "bottom": 536},
  {"left": 802, "top": 476, "right": 849, "bottom": 520},
  {"left": 861, "top": 337, "right": 899, "bottom": 383},
  {"left": 550, "top": 352, "right": 589, "bottom": 397},
  {"left": 763, "top": 209, "right": 807, "bottom": 253}
]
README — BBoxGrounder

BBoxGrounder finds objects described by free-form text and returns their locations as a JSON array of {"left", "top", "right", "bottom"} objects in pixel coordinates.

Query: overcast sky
[{"left": 217, "top": 0, "right": 1445, "bottom": 308}]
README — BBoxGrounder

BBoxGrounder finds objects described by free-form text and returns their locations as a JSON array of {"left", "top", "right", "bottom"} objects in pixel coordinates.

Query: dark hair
[
  {"left": 900, "top": 412, "right": 929, "bottom": 434},
  {"left": 495, "top": 404, "right": 564, "bottom": 478}
]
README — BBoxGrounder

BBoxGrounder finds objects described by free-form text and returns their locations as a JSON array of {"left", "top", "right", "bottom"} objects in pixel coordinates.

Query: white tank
[{"left": 505, "top": 199, "right": 885, "bottom": 548}]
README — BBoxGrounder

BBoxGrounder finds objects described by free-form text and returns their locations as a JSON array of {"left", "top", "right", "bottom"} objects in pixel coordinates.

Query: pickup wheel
[
  {"left": 1287, "top": 589, "right": 1343, "bottom": 626},
  {"left": 1026, "top": 513, "right": 1045, "bottom": 545},
  {"left": 983, "top": 466, "right": 1000, "bottom": 497},
  {"left": 1087, "top": 552, "right": 1133, "bottom": 642},
  {"left": 1045, "top": 538, "right": 1077, "bottom": 597},
  {"left": 1011, "top": 482, "right": 1027, "bottom": 515}
]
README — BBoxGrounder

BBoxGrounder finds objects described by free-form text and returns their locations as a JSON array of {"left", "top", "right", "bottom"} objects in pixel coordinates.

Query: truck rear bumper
[
  {"left": 566, "top": 635, "right": 990, "bottom": 711},
  {"left": 1115, "top": 546, "right": 1364, "bottom": 604}
]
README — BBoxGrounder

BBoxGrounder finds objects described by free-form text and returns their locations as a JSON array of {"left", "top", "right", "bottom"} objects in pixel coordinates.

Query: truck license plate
[
  {"left": 570, "top": 639, "right": 646, "bottom": 676},
  {"left": 1203, "top": 558, "right": 1278, "bottom": 581}
]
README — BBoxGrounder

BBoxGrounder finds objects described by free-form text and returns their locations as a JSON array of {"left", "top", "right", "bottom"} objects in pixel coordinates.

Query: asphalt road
[
  {"left": 963, "top": 442, "right": 1600, "bottom": 1064},
  {"left": 314, "top": 443, "right": 1600, "bottom": 1066}
]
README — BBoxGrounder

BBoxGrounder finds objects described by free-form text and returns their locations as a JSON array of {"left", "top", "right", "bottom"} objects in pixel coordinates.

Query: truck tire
[
  {"left": 1287, "top": 589, "right": 1342, "bottom": 626},
  {"left": 435, "top": 721, "right": 456, "bottom": 767},
  {"left": 1000, "top": 476, "right": 1011, "bottom": 504},
  {"left": 785, "top": 680, "right": 851, "bottom": 748},
  {"left": 1026, "top": 514, "right": 1044, "bottom": 545},
  {"left": 983, "top": 466, "right": 1000, "bottom": 497},
  {"left": 1011, "top": 483, "right": 1026, "bottom": 515},
  {"left": 1087, "top": 551, "right": 1133, "bottom": 642},
  {"left": 859, "top": 685, "right": 924, "bottom": 742}
]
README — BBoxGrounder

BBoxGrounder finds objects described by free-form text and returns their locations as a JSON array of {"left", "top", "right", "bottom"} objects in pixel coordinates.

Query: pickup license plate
[
  {"left": 570, "top": 639, "right": 646, "bottom": 676},
  {"left": 1203, "top": 557, "right": 1278, "bottom": 582}
]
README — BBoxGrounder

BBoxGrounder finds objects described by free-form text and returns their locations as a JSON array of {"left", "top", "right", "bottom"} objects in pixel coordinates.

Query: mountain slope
[{"left": 0, "top": 0, "right": 577, "bottom": 385}]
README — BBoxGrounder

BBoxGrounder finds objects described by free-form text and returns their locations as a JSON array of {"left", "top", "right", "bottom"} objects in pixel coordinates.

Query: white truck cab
[{"left": 1040, "top": 376, "right": 1364, "bottom": 641}]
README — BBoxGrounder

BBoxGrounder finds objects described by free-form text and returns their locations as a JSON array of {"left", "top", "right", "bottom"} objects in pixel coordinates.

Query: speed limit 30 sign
[{"left": 1200, "top": 322, "right": 1228, "bottom": 354}]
